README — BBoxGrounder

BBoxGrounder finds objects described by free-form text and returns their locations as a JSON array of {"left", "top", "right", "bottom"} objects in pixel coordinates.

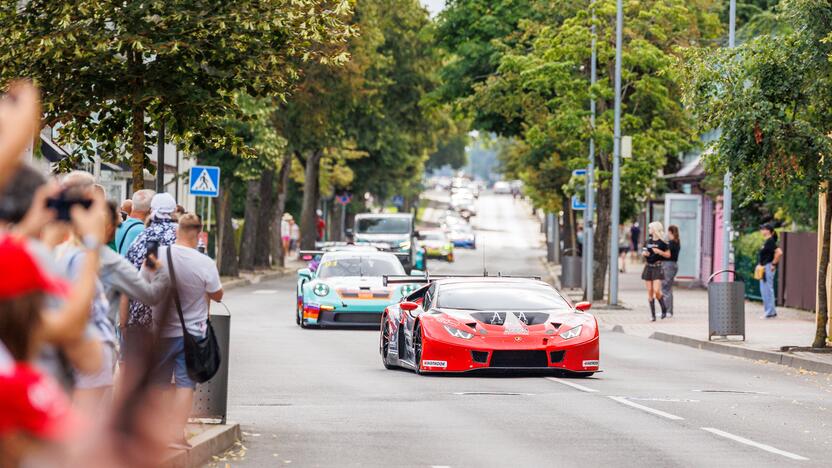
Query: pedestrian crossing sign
[{"left": 189, "top": 166, "right": 220, "bottom": 197}]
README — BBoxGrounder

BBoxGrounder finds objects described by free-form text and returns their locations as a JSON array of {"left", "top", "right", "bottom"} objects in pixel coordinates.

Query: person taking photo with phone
[{"left": 641, "top": 221, "right": 670, "bottom": 321}]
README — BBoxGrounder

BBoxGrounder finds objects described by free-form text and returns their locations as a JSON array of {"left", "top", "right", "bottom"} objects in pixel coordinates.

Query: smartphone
[
  {"left": 45, "top": 191, "right": 92, "bottom": 221},
  {"left": 145, "top": 239, "right": 160, "bottom": 268}
]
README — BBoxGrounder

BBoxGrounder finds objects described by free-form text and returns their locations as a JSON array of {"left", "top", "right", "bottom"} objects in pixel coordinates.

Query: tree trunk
[
  {"left": 814, "top": 189, "right": 832, "bottom": 348},
  {"left": 254, "top": 169, "right": 275, "bottom": 268},
  {"left": 329, "top": 202, "right": 343, "bottom": 241},
  {"left": 272, "top": 154, "right": 292, "bottom": 268},
  {"left": 593, "top": 171, "right": 611, "bottom": 302},
  {"left": 130, "top": 107, "right": 145, "bottom": 191},
  {"left": 217, "top": 183, "right": 239, "bottom": 277},
  {"left": 238, "top": 179, "right": 261, "bottom": 271},
  {"left": 300, "top": 149, "right": 323, "bottom": 250}
]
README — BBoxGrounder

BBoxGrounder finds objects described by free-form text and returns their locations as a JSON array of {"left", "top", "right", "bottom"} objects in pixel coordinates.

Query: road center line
[
  {"left": 700, "top": 427, "right": 809, "bottom": 461},
  {"left": 607, "top": 396, "right": 684, "bottom": 420},
  {"left": 545, "top": 377, "right": 599, "bottom": 393}
]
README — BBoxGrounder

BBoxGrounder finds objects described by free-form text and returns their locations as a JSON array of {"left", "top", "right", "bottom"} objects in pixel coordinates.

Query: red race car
[{"left": 380, "top": 275, "right": 599, "bottom": 376}]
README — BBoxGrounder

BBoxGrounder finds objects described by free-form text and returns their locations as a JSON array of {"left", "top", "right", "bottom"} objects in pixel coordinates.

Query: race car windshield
[
  {"left": 317, "top": 256, "right": 405, "bottom": 278},
  {"left": 356, "top": 217, "right": 411, "bottom": 234},
  {"left": 437, "top": 284, "right": 569, "bottom": 311}
]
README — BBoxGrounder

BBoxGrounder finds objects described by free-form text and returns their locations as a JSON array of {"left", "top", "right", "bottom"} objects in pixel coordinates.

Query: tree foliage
[
  {"left": 682, "top": 0, "right": 832, "bottom": 346},
  {"left": 0, "top": 0, "right": 354, "bottom": 189}
]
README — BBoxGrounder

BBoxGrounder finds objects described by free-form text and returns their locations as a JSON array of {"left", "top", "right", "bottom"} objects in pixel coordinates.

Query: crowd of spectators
[{"left": 0, "top": 81, "right": 224, "bottom": 467}]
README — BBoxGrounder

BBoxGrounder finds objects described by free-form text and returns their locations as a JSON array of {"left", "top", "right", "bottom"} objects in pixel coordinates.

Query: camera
[{"left": 45, "top": 191, "right": 92, "bottom": 221}]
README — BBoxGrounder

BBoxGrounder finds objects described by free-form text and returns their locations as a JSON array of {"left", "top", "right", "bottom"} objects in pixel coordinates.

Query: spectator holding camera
[{"left": 123, "top": 193, "right": 178, "bottom": 369}]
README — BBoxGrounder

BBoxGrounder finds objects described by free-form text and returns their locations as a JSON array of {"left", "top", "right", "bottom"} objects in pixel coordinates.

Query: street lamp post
[
  {"left": 609, "top": 0, "right": 623, "bottom": 305},
  {"left": 722, "top": 0, "right": 736, "bottom": 275},
  {"left": 586, "top": 10, "right": 597, "bottom": 301}
]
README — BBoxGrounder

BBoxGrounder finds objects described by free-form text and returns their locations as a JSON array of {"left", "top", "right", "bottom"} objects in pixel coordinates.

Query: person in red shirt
[{"left": 315, "top": 209, "right": 326, "bottom": 242}]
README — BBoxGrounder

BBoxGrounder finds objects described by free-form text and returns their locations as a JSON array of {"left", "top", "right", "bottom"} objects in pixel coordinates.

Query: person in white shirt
[{"left": 141, "top": 213, "right": 223, "bottom": 448}]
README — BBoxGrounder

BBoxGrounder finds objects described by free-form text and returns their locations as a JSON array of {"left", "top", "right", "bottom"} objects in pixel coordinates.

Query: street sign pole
[
  {"left": 722, "top": 0, "right": 736, "bottom": 276},
  {"left": 609, "top": 0, "right": 623, "bottom": 305},
  {"left": 586, "top": 8, "right": 597, "bottom": 302}
]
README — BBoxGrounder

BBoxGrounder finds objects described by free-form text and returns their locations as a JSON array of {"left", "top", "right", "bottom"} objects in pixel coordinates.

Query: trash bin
[
  {"left": 708, "top": 270, "right": 745, "bottom": 341},
  {"left": 191, "top": 305, "right": 231, "bottom": 423},
  {"left": 561, "top": 248, "right": 582, "bottom": 289}
]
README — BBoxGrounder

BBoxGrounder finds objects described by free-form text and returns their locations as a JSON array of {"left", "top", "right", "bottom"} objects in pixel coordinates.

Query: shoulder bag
[{"left": 166, "top": 247, "right": 221, "bottom": 383}]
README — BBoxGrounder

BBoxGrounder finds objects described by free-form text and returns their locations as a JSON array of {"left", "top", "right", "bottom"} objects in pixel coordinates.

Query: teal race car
[{"left": 296, "top": 250, "right": 421, "bottom": 328}]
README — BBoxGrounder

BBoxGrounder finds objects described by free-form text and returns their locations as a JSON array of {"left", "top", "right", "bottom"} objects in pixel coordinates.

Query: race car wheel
[
  {"left": 381, "top": 320, "right": 395, "bottom": 370},
  {"left": 413, "top": 322, "right": 423, "bottom": 375}
]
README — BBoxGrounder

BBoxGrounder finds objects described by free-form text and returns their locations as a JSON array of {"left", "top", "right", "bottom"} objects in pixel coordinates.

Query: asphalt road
[{"left": 221, "top": 193, "right": 832, "bottom": 467}]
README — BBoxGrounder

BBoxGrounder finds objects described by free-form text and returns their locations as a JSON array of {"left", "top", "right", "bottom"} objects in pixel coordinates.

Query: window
[{"left": 355, "top": 217, "right": 411, "bottom": 234}]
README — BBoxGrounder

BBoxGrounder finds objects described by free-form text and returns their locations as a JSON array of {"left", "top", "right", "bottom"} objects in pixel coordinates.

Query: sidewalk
[
  {"left": 221, "top": 257, "right": 305, "bottom": 291},
  {"left": 542, "top": 257, "right": 832, "bottom": 373}
]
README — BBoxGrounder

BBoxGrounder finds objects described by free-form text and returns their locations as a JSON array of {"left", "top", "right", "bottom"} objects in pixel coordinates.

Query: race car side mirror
[
  {"left": 298, "top": 268, "right": 313, "bottom": 280},
  {"left": 575, "top": 301, "right": 592, "bottom": 311},
  {"left": 400, "top": 301, "right": 419, "bottom": 311}
]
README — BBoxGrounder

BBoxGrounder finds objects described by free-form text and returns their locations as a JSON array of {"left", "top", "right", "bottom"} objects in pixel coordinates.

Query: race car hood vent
[{"left": 469, "top": 312, "right": 550, "bottom": 326}]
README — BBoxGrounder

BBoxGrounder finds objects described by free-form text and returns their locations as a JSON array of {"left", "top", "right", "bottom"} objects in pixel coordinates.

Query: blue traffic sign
[
  {"left": 391, "top": 194, "right": 404, "bottom": 208},
  {"left": 189, "top": 166, "right": 220, "bottom": 197},
  {"left": 572, "top": 168, "right": 587, "bottom": 177},
  {"left": 571, "top": 195, "right": 587, "bottom": 210}
]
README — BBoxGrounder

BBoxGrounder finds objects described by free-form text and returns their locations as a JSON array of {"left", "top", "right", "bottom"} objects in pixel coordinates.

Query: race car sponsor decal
[
  {"left": 583, "top": 360, "right": 599, "bottom": 368},
  {"left": 502, "top": 310, "right": 530, "bottom": 335},
  {"left": 422, "top": 360, "right": 447, "bottom": 368}
]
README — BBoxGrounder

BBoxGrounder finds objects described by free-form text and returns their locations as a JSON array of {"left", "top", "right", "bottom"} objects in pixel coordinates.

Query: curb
[
  {"left": 224, "top": 269, "right": 289, "bottom": 292},
  {"left": 649, "top": 331, "right": 832, "bottom": 374},
  {"left": 163, "top": 423, "right": 242, "bottom": 468}
]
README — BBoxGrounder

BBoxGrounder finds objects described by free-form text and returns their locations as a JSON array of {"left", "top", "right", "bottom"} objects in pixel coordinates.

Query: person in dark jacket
[
  {"left": 758, "top": 223, "right": 782, "bottom": 318},
  {"left": 659, "top": 225, "right": 681, "bottom": 317},
  {"left": 641, "top": 221, "right": 670, "bottom": 321}
]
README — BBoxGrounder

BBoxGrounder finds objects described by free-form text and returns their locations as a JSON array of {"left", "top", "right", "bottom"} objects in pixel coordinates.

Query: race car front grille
[
  {"left": 489, "top": 350, "right": 548, "bottom": 368},
  {"left": 332, "top": 312, "right": 382, "bottom": 324},
  {"left": 549, "top": 351, "right": 565, "bottom": 363},
  {"left": 471, "top": 351, "right": 489, "bottom": 363}
]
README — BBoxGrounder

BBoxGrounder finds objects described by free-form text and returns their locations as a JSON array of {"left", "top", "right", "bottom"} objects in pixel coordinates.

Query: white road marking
[
  {"left": 545, "top": 377, "right": 599, "bottom": 393},
  {"left": 701, "top": 427, "right": 809, "bottom": 461},
  {"left": 607, "top": 396, "right": 685, "bottom": 420},
  {"left": 252, "top": 289, "right": 278, "bottom": 294},
  {"left": 431, "top": 465, "right": 451, "bottom": 468}
]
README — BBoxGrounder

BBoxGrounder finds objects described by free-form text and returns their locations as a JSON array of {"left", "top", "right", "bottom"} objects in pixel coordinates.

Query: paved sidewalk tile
[{"left": 543, "top": 256, "right": 832, "bottom": 371}]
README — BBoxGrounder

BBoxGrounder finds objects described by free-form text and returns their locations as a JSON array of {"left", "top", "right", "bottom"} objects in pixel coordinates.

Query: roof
[
  {"left": 320, "top": 250, "right": 399, "bottom": 260},
  {"left": 433, "top": 277, "right": 548, "bottom": 287}
]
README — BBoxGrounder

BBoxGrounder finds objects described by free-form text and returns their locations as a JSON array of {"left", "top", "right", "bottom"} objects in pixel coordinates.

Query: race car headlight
[
  {"left": 399, "top": 284, "right": 416, "bottom": 296},
  {"left": 559, "top": 325, "right": 583, "bottom": 340},
  {"left": 443, "top": 325, "right": 473, "bottom": 340},
  {"left": 313, "top": 283, "right": 330, "bottom": 297}
]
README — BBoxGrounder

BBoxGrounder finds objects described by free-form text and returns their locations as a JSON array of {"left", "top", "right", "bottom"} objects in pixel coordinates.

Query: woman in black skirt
[{"left": 641, "top": 221, "right": 670, "bottom": 321}]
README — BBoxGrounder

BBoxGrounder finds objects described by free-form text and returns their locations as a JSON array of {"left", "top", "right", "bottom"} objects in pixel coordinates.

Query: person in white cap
[{"left": 123, "top": 193, "right": 178, "bottom": 371}]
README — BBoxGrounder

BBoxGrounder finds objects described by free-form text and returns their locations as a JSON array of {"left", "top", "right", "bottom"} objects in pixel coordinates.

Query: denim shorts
[{"left": 151, "top": 337, "right": 196, "bottom": 389}]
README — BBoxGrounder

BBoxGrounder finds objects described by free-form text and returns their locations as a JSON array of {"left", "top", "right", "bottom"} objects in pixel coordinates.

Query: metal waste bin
[
  {"left": 561, "top": 248, "right": 582, "bottom": 289},
  {"left": 191, "top": 305, "right": 231, "bottom": 423},
  {"left": 708, "top": 270, "right": 745, "bottom": 341}
]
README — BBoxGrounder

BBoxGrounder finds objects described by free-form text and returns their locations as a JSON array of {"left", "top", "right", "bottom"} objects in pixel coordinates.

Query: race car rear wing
[{"left": 383, "top": 272, "right": 542, "bottom": 287}]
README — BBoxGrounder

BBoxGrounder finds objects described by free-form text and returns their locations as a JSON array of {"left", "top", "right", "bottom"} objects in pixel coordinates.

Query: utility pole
[
  {"left": 586, "top": 8, "right": 597, "bottom": 301},
  {"left": 609, "top": 0, "right": 623, "bottom": 305},
  {"left": 722, "top": 0, "right": 736, "bottom": 276},
  {"left": 156, "top": 122, "right": 165, "bottom": 194}
]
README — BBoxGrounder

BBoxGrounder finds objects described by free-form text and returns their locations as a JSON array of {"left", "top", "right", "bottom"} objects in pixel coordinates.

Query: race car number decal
[
  {"left": 583, "top": 360, "right": 599, "bottom": 367},
  {"left": 422, "top": 360, "right": 447, "bottom": 368}
]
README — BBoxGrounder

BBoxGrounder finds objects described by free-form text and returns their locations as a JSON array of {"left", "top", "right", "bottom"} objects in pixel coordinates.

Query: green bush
[{"left": 733, "top": 229, "right": 782, "bottom": 301}]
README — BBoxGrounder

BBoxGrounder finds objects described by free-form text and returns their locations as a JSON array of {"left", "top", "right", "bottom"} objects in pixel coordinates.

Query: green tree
[
  {"left": 461, "top": 0, "right": 720, "bottom": 300},
  {"left": 683, "top": 0, "right": 832, "bottom": 347},
  {"left": 0, "top": 0, "right": 354, "bottom": 190}
]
